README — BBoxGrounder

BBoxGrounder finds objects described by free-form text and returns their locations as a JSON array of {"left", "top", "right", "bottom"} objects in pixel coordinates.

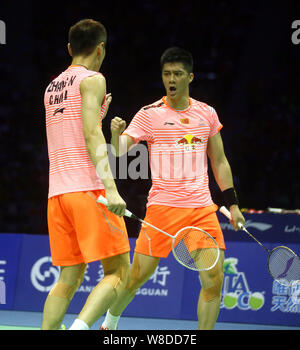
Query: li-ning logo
[
  {"left": 53, "top": 107, "right": 66, "bottom": 115},
  {"left": 143, "top": 102, "right": 164, "bottom": 110},
  {"left": 220, "top": 220, "right": 272, "bottom": 232},
  {"left": 0, "top": 20, "right": 6, "bottom": 45},
  {"left": 243, "top": 220, "right": 272, "bottom": 231},
  {"left": 164, "top": 122, "right": 175, "bottom": 126}
]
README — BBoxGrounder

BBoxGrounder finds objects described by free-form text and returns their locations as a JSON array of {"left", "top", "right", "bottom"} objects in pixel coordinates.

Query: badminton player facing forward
[
  {"left": 42, "top": 19, "right": 130, "bottom": 330},
  {"left": 101, "top": 47, "right": 245, "bottom": 330}
]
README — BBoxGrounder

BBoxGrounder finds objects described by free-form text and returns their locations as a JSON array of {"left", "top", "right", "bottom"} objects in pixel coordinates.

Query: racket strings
[
  {"left": 269, "top": 247, "right": 300, "bottom": 285},
  {"left": 173, "top": 227, "right": 219, "bottom": 271}
]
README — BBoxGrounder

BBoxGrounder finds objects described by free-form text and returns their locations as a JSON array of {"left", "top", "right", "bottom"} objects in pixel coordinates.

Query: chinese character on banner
[
  {"left": 271, "top": 295, "right": 288, "bottom": 312},
  {"left": 0, "top": 260, "right": 6, "bottom": 281},
  {"left": 96, "top": 263, "right": 105, "bottom": 283},
  {"left": 84, "top": 265, "right": 91, "bottom": 282},
  {"left": 0, "top": 260, "right": 6, "bottom": 304},
  {"left": 149, "top": 266, "right": 170, "bottom": 287},
  {"left": 271, "top": 280, "right": 300, "bottom": 313},
  {"left": 272, "top": 281, "right": 289, "bottom": 295}
]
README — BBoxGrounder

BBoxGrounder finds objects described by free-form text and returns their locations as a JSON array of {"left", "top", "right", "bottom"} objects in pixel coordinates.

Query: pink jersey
[
  {"left": 123, "top": 96, "right": 223, "bottom": 208},
  {"left": 44, "top": 65, "right": 106, "bottom": 198}
]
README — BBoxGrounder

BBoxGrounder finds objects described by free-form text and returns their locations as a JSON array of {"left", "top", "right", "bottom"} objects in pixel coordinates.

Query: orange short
[
  {"left": 135, "top": 204, "right": 225, "bottom": 258},
  {"left": 47, "top": 189, "right": 130, "bottom": 266}
]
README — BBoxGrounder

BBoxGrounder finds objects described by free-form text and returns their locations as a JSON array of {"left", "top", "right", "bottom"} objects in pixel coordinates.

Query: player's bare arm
[
  {"left": 80, "top": 75, "right": 126, "bottom": 216},
  {"left": 110, "top": 117, "right": 135, "bottom": 156},
  {"left": 207, "top": 132, "right": 245, "bottom": 230}
]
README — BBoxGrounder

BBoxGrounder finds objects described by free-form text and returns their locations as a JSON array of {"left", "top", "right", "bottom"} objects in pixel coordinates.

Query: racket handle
[
  {"left": 96, "top": 195, "right": 134, "bottom": 218},
  {"left": 219, "top": 206, "right": 244, "bottom": 230}
]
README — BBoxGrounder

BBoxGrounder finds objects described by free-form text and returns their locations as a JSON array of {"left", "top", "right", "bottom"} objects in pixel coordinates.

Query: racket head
[
  {"left": 268, "top": 246, "right": 300, "bottom": 286},
  {"left": 171, "top": 226, "right": 220, "bottom": 272}
]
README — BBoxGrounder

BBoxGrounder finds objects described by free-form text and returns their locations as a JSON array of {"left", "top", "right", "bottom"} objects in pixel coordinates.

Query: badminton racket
[
  {"left": 97, "top": 195, "right": 220, "bottom": 272},
  {"left": 220, "top": 206, "right": 300, "bottom": 286}
]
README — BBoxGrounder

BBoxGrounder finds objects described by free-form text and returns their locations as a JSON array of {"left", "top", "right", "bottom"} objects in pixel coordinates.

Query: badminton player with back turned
[
  {"left": 101, "top": 47, "right": 245, "bottom": 330},
  {"left": 42, "top": 19, "right": 130, "bottom": 330}
]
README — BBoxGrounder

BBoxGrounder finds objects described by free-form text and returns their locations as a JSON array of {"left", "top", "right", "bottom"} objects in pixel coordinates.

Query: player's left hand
[{"left": 102, "top": 93, "right": 112, "bottom": 119}]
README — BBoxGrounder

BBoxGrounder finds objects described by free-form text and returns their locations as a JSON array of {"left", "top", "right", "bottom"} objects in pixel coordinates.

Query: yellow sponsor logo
[{"left": 175, "top": 134, "right": 203, "bottom": 151}]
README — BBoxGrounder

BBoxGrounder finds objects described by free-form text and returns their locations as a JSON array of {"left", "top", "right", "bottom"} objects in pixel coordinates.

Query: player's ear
[
  {"left": 189, "top": 73, "right": 194, "bottom": 84},
  {"left": 67, "top": 43, "right": 73, "bottom": 57},
  {"left": 97, "top": 42, "right": 105, "bottom": 57}
]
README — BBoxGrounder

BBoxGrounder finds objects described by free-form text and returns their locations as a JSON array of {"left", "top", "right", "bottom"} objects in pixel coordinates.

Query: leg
[
  {"left": 101, "top": 252, "right": 160, "bottom": 329},
  {"left": 41, "top": 263, "right": 86, "bottom": 330},
  {"left": 74, "top": 252, "right": 130, "bottom": 328},
  {"left": 197, "top": 249, "right": 224, "bottom": 330},
  {"left": 111, "top": 252, "right": 160, "bottom": 316},
  {"left": 102, "top": 205, "right": 179, "bottom": 329}
]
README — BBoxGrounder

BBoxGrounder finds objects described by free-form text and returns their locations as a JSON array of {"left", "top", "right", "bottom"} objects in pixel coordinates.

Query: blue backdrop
[{"left": 1, "top": 212, "right": 300, "bottom": 327}]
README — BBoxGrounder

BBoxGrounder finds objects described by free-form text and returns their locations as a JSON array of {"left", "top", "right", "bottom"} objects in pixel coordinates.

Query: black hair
[
  {"left": 160, "top": 47, "right": 193, "bottom": 73},
  {"left": 68, "top": 19, "right": 107, "bottom": 57}
]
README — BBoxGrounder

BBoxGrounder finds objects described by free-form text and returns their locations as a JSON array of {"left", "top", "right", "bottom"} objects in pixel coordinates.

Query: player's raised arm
[
  {"left": 110, "top": 117, "right": 135, "bottom": 157},
  {"left": 80, "top": 74, "right": 126, "bottom": 216}
]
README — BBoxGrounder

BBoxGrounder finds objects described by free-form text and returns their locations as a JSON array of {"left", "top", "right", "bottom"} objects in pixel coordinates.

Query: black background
[{"left": 0, "top": 0, "right": 299, "bottom": 237}]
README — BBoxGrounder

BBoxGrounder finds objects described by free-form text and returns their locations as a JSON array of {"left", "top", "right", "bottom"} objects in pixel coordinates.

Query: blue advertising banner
[
  {"left": 181, "top": 241, "right": 300, "bottom": 327},
  {"left": 12, "top": 236, "right": 186, "bottom": 318},
  {"left": 217, "top": 212, "right": 300, "bottom": 243},
  {"left": 0, "top": 234, "right": 22, "bottom": 310},
  {"left": 1, "top": 211, "right": 300, "bottom": 328},
  {"left": 220, "top": 241, "right": 300, "bottom": 326},
  {"left": 13, "top": 234, "right": 122, "bottom": 314},
  {"left": 13, "top": 234, "right": 58, "bottom": 311}
]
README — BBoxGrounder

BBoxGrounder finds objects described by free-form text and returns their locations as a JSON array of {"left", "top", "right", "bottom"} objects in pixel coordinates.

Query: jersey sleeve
[
  {"left": 122, "top": 108, "right": 154, "bottom": 143},
  {"left": 208, "top": 106, "right": 223, "bottom": 137}
]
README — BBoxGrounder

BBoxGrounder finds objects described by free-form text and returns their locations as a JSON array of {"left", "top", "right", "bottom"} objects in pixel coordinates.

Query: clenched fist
[{"left": 111, "top": 117, "right": 127, "bottom": 135}]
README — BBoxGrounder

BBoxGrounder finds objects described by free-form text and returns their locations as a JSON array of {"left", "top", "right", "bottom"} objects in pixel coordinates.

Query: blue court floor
[{"left": 0, "top": 310, "right": 299, "bottom": 330}]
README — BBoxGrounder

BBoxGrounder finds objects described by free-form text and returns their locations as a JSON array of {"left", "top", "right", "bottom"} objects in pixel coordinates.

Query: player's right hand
[
  {"left": 105, "top": 189, "right": 127, "bottom": 217},
  {"left": 230, "top": 205, "right": 245, "bottom": 231},
  {"left": 111, "top": 117, "right": 126, "bottom": 135}
]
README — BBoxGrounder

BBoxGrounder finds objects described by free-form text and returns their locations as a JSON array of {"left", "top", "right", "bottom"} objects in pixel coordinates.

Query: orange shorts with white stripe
[
  {"left": 47, "top": 189, "right": 130, "bottom": 266},
  {"left": 135, "top": 204, "right": 225, "bottom": 258}
]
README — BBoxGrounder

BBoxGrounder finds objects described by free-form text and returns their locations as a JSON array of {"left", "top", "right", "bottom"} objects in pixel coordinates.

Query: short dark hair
[
  {"left": 68, "top": 19, "right": 107, "bottom": 57},
  {"left": 160, "top": 47, "right": 193, "bottom": 73}
]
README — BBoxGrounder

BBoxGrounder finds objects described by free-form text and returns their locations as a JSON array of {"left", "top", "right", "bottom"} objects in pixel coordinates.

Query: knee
[
  {"left": 101, "top": 258, "right": 130, "bottom": 293},
  {"left": 125, "top": 266, "right": 151, "bottom": 294},
  {"left": 115, "top": 259, "right": 130, "bottom": 287},
  {"left": 50, "top": 267, "right": 85, "bottom": 300},
  {"left": 125, "top": 277, "right": 141, "bottom": 295},
  {"left": 201, "top": 271, "right": 224, "bottom": 303},
  {"left": 49, "top": 280, "right": 79, "bottom": 300}
]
